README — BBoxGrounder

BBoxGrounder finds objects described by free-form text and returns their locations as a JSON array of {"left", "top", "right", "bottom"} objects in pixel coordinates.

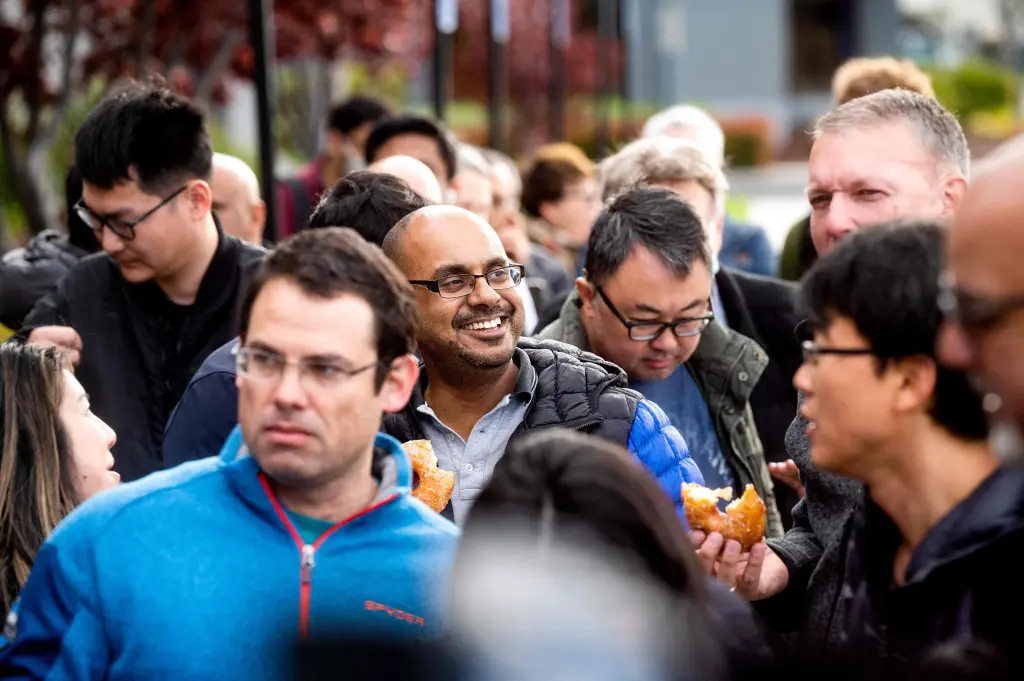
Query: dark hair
[
  {"left": 520, "top": 143, "right": 594, "bottom": 217},
  {"left": 306, "top": 172, "right": 429, "bottom": 247},
  {"left": 364, "top": 115, "right": 458, "bottom": 181},
  {"left": 799, "top": 220, "right": 988, "bottom": 441},
  {"left": 74, "top": 78, "right": 212, "bottom": 195},
  {"left": 328, "top": 96, "right": 391, "bottom": 135},
  {"left": 0, "top": 343, "right": 78, "bottom": 615},
  {"left": 65, "top": 166, "right": 98, "bottom": 253},
  {"left": 239, "top": 228, "right": 417, "bottom": 389},
  {"left": 584, "top": 186, "right": 710, "bottom": 287},
  {"left": 461, "top": 430, "right": 705, "bottom": 602}
]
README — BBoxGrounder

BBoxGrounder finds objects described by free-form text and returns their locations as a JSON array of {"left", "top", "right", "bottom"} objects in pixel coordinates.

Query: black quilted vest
[{"left": 381, "top": 337, "right": 641, "bottom": 448}]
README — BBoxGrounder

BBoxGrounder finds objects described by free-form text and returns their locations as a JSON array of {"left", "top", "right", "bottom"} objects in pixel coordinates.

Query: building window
[{"left": 791, "top": 0, "right": 857, "bottom": 92}]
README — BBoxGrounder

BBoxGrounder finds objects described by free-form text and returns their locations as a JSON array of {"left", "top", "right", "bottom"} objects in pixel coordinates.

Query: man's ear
[
  {"left": 892, "top": 355, "right": 938, "bottom": 415},
  {"left": 941, "top": 174, "right": 969, "bottom": 217},
  {"left": 186, "top": 180, "right": 213, "bottom": 222},
  {"left": 380, "top": 354, "right": 421, "bottom": 414},
  {"left": 576, "top": 276, "right": 597, "bottom": 316}
]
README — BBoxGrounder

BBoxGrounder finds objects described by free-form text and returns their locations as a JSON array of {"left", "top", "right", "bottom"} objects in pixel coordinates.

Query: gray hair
[
  {"left": 457, "top": 144, "right": 491, "bottom": 177},
  {"left": 813, "top": 89, "right": 970, "bottom": 178},
  {"left": 480, "top": 148, "right": 522, "bottom": 197},
  {"left": 598, "top": 137, "right": 729, "bottom": 218},
  {"left": 641, "top": 105, "right": 725, "bottom": 168}
]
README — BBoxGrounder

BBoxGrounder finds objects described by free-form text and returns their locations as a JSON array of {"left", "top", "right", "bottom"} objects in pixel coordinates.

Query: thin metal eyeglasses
[
  {"left": 75, "top": 185, "right": 189, "bottom": 242},
  {"left": 801, "top": 341, "right": 874, "bottom": 365},
  {"left": 938, "top": 270, "right": 1024, "bottom": 332},
  {"left": 409, "top": 264, "right": 525, "bottom": 299},
  {"left": 595, "top": 286, "right": 714, "bottom": 341},
  {"left": 233, "top": 346, "right": 379, "bottom": 391}
]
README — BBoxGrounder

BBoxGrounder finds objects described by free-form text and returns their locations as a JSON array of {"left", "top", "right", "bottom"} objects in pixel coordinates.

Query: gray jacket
[{"left": 538, "top": 292, "right": 784, "bottom": 538}]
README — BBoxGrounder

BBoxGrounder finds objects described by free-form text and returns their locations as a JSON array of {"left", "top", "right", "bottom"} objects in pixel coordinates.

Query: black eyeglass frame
[
  {"left": 800, "top": 340, "right": 875, "bottom": 364},
  {"left": 74, "top": 184, "right": 189, "bottom": 242},
  {"left": 408, "top": 264, "right": 525, "bottom": 299},
  {"left": 594, "top": 286, "right": 715, "bottom": 342},
  {"left": 938, "top": 270, "right": 1024, "bottom": 332}
]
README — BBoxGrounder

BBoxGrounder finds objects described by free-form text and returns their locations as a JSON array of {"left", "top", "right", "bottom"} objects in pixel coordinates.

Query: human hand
[
  {"left": 27, "top": 325, "right": 83, "bottom": 366},
  {"left": 768, "top": 459, "right": 805, "bottom": 498},
  {"left": 689, "top": 530, "right": 789, "bottom": 601}
]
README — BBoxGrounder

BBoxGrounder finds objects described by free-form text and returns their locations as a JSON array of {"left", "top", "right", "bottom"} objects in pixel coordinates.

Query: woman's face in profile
[{"left": 59, "top": 370, "right": 119, "bottom": 500}]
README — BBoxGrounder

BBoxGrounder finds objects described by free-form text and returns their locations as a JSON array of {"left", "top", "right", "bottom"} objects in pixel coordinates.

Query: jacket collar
[{"left": 218, "top": 425, "right": 413, "bottom": 515}]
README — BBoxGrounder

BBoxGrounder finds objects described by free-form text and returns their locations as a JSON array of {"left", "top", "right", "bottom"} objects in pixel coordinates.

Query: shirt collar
[{"left": 416, "top": 346, "right": 538, "bottom": 402}]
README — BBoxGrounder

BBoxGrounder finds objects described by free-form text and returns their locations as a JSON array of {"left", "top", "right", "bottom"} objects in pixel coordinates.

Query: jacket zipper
[{"left": 257, "top": 473, "right": 399, "bottom": 640}]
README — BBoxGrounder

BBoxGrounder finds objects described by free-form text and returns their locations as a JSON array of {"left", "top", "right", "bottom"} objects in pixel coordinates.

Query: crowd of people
[{"left": 0, "top": 54, "right": 1022, "bottom": 680}]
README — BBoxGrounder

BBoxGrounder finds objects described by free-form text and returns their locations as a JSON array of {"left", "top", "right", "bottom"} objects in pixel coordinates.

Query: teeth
[{"left": 465, "top": 318, "right": 502, "bottom": 331}]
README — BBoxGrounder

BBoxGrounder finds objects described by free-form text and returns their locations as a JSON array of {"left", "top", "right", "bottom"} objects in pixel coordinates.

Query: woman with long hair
[
  {"left": 452, "top": 430, "right": 772, "bottom": 681},
  {"left": 0, "top": 342, "right": 118, "bottom": 615}
]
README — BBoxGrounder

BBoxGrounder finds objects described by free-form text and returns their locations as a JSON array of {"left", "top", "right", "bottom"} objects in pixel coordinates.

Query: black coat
[
  {"left": 20, "top": 228, "right": 265, "bottom": 481},
  {"left": 716, "top": 267, "right": 803, "bottom": 527},
  {"left": 0, "top": 231, "right": 89, "bottom": 330}
]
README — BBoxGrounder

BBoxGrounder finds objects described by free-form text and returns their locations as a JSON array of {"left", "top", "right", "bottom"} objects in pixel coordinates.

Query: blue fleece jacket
[{"left": 0, "top": 430, "right": 459, "bottom": 681}]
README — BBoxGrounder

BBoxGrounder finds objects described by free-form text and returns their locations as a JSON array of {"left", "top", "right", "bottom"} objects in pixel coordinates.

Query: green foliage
[
  {"left": 928, "top": 59, "right": 1019, "bottom": 123},
  {"left": 724, "top": 130, "right": 770, "bottom": 168}
]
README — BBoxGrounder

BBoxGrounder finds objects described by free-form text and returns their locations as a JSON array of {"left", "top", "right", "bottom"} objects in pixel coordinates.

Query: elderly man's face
[
  {"left": 807, "top": 121, "right": 962, "bottom": 257},
  {"left": 212, "top": 163, "right": 264, "bottom": 245}
]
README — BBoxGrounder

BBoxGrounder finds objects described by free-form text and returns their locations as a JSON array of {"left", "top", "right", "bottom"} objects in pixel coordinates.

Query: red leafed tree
[
  {"left": 452, "top": 0, "right": 622, "bottom": 151},
  {"left": 0, "top": 0, "right": 429, "bottom": 238}
]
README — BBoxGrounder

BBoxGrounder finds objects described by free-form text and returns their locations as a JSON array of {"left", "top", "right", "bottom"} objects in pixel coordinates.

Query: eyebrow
[
  {"left": 431, "top": 257, "right": 509, "bottom": 279},
  {"left": 633, "top": 298, "right": 706, "bottom": 317},
  {"left": 246, "top": 341, "right": 353, "bottom": 366}
]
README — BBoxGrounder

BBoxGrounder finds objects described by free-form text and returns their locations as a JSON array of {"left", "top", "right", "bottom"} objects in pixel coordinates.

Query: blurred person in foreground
[
  {"left": 585, "top": 136, "right": 803, "bottom": 525},
  {"left": 538, "top": 187, "right": 783, "bottom": 537},
  {"left": 211, "top": 153, "right": 266, "bottom": 245},
  {"left": 277, "top": 95, "right": 391, "bottom": 237},
  {"left": 0, "top": 167, "right": 99, "bottom": 334},
  {"left": 0, "top": 344, "right": 118, "bottom": 629},
  {"left": 380, "top": 205, "right": 703, "bottom": 525},
  {"left": 164, "top": 172, "right": 430, "bottom": 466},
  {"left": 453, "top": 430, "right": 772, "bottom": 681},
  {"left": 520, "top": 143, "right": 602, "bottom": 276},
  {"left": 20, "top": 80, "right": 266, "bottom": 482},
  {"left": 0, "top": 229, "right": 458, "bottom": 680},
  {"left": 368, "top": 155, "right": 443, "bottom": 203},
  {"left": 777, "top": 56, "right": 936, "bottom": 282},
  {"left": 693, "top": 89, "right": 970, "bottom": 659},
  {"left": 481, "top": 148, "right": 572, "bottom": 331},
  {"left": 365, "top": 114, "right": 459, "bottom": 200},
  {"left": 789, "top": 222, "right": 1018, "bottom": 677},
  {"left": 940, "top": 147, "right": 1024, "bottom": 461},
  {"left": 641, "top": 105, "right": 775, "bottom": 276}
]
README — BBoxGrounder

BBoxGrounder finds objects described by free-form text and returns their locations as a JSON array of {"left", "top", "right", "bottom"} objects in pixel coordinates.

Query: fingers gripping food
[
  {"left": 402, "top": 440, "right": 456, "bottom": 513},
  {"left": 681, "top": 483, "right": 766, "bottom": 551}
]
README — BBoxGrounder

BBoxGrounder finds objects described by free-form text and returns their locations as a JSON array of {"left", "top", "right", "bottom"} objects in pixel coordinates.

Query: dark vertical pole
[
  {"left": 488, "top": 0, "right": 510, "bottom": 151},
  {"left": 595, "top": 0, "right": 616, "bottom": 151},
  {"left": 548, "top": 0, "right": 569, "bottom": 141},
  {"left": 434, "top": 0, "right": 458, "bottom": 121},
  {"left": 248, "top": 0, "right": 277, "bottom": 243}
]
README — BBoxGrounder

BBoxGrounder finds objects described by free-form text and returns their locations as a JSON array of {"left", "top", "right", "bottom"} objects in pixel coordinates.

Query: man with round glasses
[
  {"left": 538, "top": 187, "right": 782, "bottom": 538},
  {"left": 380, "top": 204, "right": 704, "bottom": 525},
  {"left": 18, "top": 80, "right": 264, "bottom": 481}
]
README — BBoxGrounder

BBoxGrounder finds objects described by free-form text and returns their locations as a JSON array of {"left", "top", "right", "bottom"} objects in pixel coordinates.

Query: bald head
[
  {"left": 383, "top": 205, "right": 503, "bottom": 273},
  {"left": 940, "top": 149, "right": 1024, "bottom": 433},
  {"left": 212, "top": 153, "right": 265, "bottom": 244},
  {"left": 368, "top": 155, "right": 443, "bottom": 204}
]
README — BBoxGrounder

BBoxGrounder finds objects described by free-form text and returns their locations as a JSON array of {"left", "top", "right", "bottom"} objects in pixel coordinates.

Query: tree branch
[
  {"left": 135, "top": 0, "right": 158, "bottom": 76},
  {"left": 193, "top": 28, "right": 246, "bottom": 105},
  {"left": 25, "top": 0, "right": 47, "bottom": 142},
  {"left": 35, "top": 0, "right": 81, "bottom": 150}
]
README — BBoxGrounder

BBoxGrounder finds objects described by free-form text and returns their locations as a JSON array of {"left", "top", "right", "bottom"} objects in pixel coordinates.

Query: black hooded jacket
[{"left": 0, "top": 231, "right": 89, "bottom": 330}]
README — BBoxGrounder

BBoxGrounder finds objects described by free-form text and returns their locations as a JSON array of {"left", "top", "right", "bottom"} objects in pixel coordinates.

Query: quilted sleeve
[{"left": 626, "top": 399, "right": 705, "bottom": 521}]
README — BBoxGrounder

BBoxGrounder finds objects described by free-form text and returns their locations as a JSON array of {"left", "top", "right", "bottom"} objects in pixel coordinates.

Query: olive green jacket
[{"left": 537, "top": 292, "right": 784, "bottom": 538}]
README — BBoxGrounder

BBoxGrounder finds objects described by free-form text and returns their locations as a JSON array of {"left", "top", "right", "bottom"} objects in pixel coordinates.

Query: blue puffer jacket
[
  {"left": 165, "top": 338, "right": 704, "bottom": 521},
  {"left": 0, "top": 431, "right": 459, "bottom": 681}
]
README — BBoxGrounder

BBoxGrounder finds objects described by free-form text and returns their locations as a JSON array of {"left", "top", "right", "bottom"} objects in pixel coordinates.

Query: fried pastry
[
  {"left": 682, "top": 482, "right": 766, "bottom": 551},
  {"left": 402, "top": 440, "right": 456, "bottom": 513}
]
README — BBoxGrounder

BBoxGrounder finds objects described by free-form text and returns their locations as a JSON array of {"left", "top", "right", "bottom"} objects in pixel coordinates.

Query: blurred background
[{"left": 2, "top": 0, "right": 1022, "bottom": 250}]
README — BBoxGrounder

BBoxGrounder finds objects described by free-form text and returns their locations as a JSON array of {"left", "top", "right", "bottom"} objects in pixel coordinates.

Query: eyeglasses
[
  {"left": 234, "top": 346, "right": 379, "bottom": 391},
  {"left": 409, "top": 264, "right": 525, "bottom": 299},
  {"left": 801, "top": 341, "right": 874, "bottom": 365},
  {"left": 75, "top": 185, "right": 189, "bottom": 242},
  {"left": 595, "top": 286, "right": 714, "bottom": 341},
  {"left": 938, "top": 270, "right": 1024, "bottom": 332}
]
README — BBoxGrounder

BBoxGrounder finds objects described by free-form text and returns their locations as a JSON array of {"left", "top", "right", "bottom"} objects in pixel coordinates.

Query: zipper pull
[{"left": 300, "top": 544, "right": 316, "bottom": 584}]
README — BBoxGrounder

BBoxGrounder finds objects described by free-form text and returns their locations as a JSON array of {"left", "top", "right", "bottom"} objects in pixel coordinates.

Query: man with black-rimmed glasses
[
  {"left": 19, "top": 80, "right": 264, "bottom": 481},
  {"left": 380, "top": 203, "right": 704, "bottom": 525},
  {"left": 537, "top": 187, "right": 782, "bottom": 538}
]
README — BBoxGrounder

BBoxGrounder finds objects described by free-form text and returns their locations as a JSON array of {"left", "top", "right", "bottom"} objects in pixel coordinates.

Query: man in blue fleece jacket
[{"left": 0, "top": 229, "right": 458, "bottom": 680}]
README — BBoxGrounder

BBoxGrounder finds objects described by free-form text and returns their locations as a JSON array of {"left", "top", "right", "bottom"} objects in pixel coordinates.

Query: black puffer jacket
[{"left": 0, "top": 230, "right": 88, "bottom": 329}]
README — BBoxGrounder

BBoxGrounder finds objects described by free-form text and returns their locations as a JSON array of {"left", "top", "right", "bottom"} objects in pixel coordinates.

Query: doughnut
[{"left": 402, "top": 440, "right": 455, "bottom": 513}]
